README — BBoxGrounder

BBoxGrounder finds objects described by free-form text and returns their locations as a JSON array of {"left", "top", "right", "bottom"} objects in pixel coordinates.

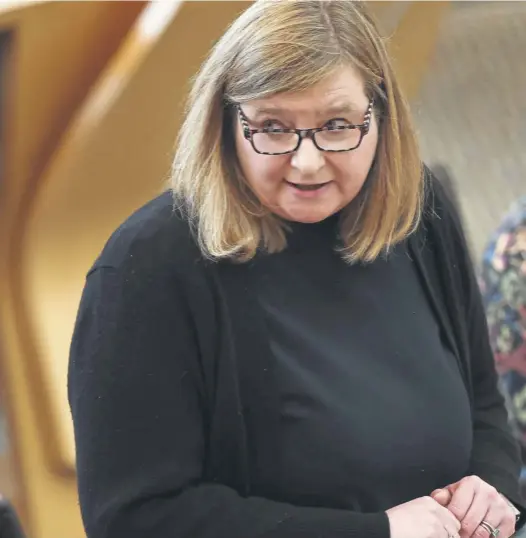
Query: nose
[{"left": 290, "top": 137, "right": 325, "bottom": 175}]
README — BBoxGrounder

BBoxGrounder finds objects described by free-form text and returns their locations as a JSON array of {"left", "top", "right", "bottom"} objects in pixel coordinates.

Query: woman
[
  {"left": 68, "top": 2, "right": 523, "bottom": 538},
  {"left": 480, "top": 198, "right": 526, "bottom": 490}
]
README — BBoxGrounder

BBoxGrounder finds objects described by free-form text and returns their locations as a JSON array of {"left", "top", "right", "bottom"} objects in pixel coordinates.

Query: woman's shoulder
[
  {"left": 90, "top": 190, "right": 204, "bottom": 278},
  {"left": 419, "top": 165, "right": 464, "bottom": 239},
  {"left": 414, "top": 165, "right": 475, "bottom": 289},
  {"left": 422, "top": 166, "right": 455, "bottom": 217},
  {"left": 410, "top": 165, "right": 470, "bottom": 270}
]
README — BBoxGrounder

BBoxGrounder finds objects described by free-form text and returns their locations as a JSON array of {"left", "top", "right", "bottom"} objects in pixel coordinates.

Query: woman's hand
[
  {"left": 386, "top": 496, "right": 461, "bottom": 538},
  {"left": 431, "top": 475, "right": 516, "bottom": 538}
]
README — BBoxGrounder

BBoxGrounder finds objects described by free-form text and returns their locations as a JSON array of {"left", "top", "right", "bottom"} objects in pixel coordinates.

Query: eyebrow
[{"left": 250, "top": 102, "right": 361, "bottom": 120}]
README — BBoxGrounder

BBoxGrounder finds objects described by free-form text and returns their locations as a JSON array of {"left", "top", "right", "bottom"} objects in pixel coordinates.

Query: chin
[
  {"left": 292, "top": 215, "right": 327, "bottom": 224},
  {"left": 284, "top": 209, "right": 337, "bottom": 224}
]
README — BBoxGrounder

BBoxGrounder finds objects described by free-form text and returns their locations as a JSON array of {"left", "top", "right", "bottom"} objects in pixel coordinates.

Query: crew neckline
[{"left": 284, "top": 212, "right": 342, "bottom": 250}]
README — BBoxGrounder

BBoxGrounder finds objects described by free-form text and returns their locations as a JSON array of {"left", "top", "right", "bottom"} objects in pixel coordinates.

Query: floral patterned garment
[{"left": 480, "top": 197, "right": 526, "bottom": 449}]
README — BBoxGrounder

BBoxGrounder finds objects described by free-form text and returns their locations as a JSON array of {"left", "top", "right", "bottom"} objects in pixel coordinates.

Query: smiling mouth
[{"left": 286, "top": 181, "right": 331, "bottom": 191}]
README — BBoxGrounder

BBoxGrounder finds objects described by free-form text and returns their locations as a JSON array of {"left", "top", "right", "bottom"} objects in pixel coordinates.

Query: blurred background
[{"left": 0, "top": 1, "right": 524, "bottom": 537}]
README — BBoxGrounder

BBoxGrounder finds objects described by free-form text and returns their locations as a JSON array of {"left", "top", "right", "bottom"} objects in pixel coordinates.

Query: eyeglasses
[{"left": 236, "top": 99, "right": 373, "bottom": 156}]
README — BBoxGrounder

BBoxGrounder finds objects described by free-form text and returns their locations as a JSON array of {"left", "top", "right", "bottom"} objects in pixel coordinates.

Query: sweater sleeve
[
  {"left": 431, "top": 178, "right": 525, "bottom": 515},
  {"left": 68, "top": 258, "right": 390, "bottom": 538}
]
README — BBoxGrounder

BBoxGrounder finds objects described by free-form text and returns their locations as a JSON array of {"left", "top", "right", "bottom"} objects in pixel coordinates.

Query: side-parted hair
[{"left": 171, "top": 0, "right": 423, "bottom": 264}]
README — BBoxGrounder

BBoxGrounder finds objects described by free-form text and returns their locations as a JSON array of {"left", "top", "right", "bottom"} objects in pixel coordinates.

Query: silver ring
[{"left": 480, "top": 521, "right": 500, "bottom": 538}]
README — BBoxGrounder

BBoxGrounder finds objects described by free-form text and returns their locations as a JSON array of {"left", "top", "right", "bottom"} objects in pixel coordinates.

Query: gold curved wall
[{"left": 0, "top": 2, "right": 448, "bottom": 537}]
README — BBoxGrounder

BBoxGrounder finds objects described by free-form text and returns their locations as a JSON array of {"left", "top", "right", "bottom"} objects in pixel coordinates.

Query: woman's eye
[
  {"left": 326, "top": 118, "right": 352, "bottom": 129},
  {"left": 262, "top": 119, "right": 284, "bottom": 129}
]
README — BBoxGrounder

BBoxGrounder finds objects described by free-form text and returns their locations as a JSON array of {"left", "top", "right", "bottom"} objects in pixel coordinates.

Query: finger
[
  {"left": 477, "top": 520, "right": 512, "bottom": 538},
  {"left": 499, "top": 496, "right": 520, "bottom": 538},
  {"left": 436, "top": 503, "right": 462, "bottom": 534},
  {"left": 480, "top": 500, "right": 517, "bottom": 538},
  {"left": 444, "top": 521, "right": 461, "bottom": 538},
  {"left": 432, "top": 489, "right": 453, "bottom": 506},
  {"left": 497, "top": 516, "right": 517, "bottom": 538},
  {"left": 474, "top": 505, "right": 505, "bottom": 538},
  {"left": 460, "top": 487, "right": 496, "bottom": 538},
  {"left": 447, "top": 480, "right": 478, "bottom": 527},
  {"left": 444, "top": 526, "right": 461, "bottom": 538}
]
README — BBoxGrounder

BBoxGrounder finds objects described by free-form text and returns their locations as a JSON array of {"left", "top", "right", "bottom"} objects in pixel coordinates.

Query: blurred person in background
[
  {"left": 480, "top": 198, "right": 526, "bottom": 492},
  {"left": 68, "top": 2, "right": 524, "bottom": 538}
]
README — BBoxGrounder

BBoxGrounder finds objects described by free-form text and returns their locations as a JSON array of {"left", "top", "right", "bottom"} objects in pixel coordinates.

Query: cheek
[
  {"left": 361, "top": 115, "right": 379, "bottom": 165},
  {"left": 350, "top": 122, "right": 378, "bottom": 179},
  {"left": 236, "top": 134, "right": 288, "bottom": 191},
  {"left": 234, "top": 126, "right": 252, "bottom": 175},
  {"left": 334, "top": 130, "right": 378, "bottom": 187}
]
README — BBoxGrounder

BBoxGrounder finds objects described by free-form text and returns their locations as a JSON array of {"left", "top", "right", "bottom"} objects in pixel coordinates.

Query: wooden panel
[
  {"left": 0, "top": 2, "right": 145, "bottom": 537},
  {"left": 5, "top": 1, "right": 249, "bottom": 536},
  {"left": 387, "top": 1, "right": 451, "bottom": 99}
]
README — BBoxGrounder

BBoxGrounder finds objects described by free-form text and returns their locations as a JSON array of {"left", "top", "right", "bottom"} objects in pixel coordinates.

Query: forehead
[{"left": 243, "top": 66, "right": 367, "bottom": 117}]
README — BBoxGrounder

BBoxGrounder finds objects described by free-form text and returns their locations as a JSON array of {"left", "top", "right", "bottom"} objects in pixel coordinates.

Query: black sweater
[
  {"left": 68, "top": 173, "right": 523, "bottom": 538},
  {"left": 253, "top": 218, "right": 473, "bottom": 512}
]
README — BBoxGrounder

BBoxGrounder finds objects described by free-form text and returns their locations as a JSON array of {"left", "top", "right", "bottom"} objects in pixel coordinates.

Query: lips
[{"left": 286, "top": 180, "right": 331, "bottom": 191}]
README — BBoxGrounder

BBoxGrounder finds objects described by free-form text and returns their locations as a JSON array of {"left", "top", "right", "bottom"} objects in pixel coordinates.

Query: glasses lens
[
  {"left": 252, "top": 131, "right": 299, "bottom": 154},
  {"left": 314, "top": 128, "right": 362, "bottom": 151}
]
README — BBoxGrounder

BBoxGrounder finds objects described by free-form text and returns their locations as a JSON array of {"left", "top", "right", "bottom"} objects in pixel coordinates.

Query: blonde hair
[{"left": 171, "top": 0, "right": 423, "bottom": 264}]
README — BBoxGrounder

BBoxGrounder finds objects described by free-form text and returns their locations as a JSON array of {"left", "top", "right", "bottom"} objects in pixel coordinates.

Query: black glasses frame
[{"left": 236, "top": 99, "right": 374, "bottom": 156}]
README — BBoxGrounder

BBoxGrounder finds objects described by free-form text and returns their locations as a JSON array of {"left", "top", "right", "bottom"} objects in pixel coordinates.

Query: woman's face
[{"left": 235, "top": 67, "right": 379, "bottom": 223}]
